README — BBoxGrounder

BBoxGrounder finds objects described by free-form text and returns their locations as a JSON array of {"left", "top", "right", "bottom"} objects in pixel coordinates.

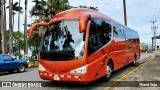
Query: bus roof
[
  {"left": 54, "top": 8, "right": 111, "bottom": 19},
  {"left": 49, "top": 8, "right": 137, "bottom": 33},
  {"left": 49, "top": 8, "right": 111, "bottom": 24}
]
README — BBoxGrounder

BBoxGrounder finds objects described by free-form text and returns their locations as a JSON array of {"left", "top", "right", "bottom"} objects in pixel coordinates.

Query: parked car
[{"left": 0, "top": 54, "right": 28, "bottom": 73}]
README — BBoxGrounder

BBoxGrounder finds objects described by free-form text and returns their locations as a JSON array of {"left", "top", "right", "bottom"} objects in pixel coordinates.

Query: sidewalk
[{"left": 110, "top": 53, "right": 160, "bottom": 90}]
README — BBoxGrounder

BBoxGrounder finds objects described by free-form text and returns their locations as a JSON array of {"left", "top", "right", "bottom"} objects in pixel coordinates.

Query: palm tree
[
  {"left": 0, "top": 0, "right": 4, "bottom": 53},
  {"left": 30, "top": 0, "right": 47, "bottom": 36},
  {"left": 7, "top": 2, "right": 23, "bottom": 29},
  {"left": 46, "top": 0, "right": 71, "bottom": 18},
  {"left": 3, "top": 0, "right": 7, "bottom": 54},
  {"left": 30, "top": 0, "right": 46, "bottom": 22},
  {"left": 24, "top": 0, "right": 28, "bottom": 55},
  {"left": 28, "top": 0, "right": 72, "bottom": 59},
  {"left": 0, "top": 1, "right": 1, "bottom": 53},
  {"left": 30, "top": 0, "right": 71, "bottom": 22},
  {"left": 12, "top": 2, "right": 23, "bottom": 29},
  {"left": 9, "top": 0, "right": 13, "bottom": 54},
  {"left": 18, "top": 0, "right": 22, "bottom": 58}
]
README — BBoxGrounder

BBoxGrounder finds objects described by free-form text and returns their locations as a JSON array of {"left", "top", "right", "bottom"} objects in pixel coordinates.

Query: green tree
[
  {"left": 30, "top": 0, "right": 72, "bottom": 22},
  {"left": 30, "top": 0, "right": 46, "bottom": 22},
  {"left": 28, "top": 27, "right": 41, "bottom": 59},
  {"left": 46, "top": 0, "right": 72, "bottom": 19},
  {"left": 6, "top": 30, "right": 24, "bottom": 57}
]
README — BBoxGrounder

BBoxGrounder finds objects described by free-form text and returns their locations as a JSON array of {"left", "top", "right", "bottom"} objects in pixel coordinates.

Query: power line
[{"left": 151, "top": 0, "right": 160, "bottom": 20}]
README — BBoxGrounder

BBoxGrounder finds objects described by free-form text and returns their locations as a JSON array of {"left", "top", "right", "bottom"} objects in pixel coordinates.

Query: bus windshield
[{"left": 40, "top": 19, "right": 85, "bottom": 60}]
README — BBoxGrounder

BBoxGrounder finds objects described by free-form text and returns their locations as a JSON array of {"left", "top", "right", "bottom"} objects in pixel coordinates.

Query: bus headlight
[
  {"left": 39, "top": 64, "right": 46, "bottom": 71},
  {"left": 70, "top": 65, "right": 88, "bottom": 74}
]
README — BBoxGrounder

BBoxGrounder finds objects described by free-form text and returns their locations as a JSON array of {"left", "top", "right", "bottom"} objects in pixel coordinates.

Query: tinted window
[
  {"left": 125, "top": 28, "right": 139, "bottom": 39},
  {"left": 88, "top": 19, "right": 112, "bottom": 55},
  {"left": 2, "top": 55, "right": 13, "bottom": 61},
  {"left": 113, "top": 22, "right": 139, "bottom": 39},
  {"left": 113, "top": 23, "right": 125, "bottom": 38}
]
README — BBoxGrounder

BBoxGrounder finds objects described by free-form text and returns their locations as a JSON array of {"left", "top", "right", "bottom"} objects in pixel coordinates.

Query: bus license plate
[{"left": 54, "top": 75, "right": 59, "bottom": 81}]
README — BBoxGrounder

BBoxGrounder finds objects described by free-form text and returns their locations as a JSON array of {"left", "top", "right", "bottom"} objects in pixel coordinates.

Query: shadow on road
[{"left": 0, "top": 68, "right": 33, "bottom": 76}]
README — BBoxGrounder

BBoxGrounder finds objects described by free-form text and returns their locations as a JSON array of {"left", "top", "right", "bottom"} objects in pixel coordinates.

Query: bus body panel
[
  {"left": 39, "top": 55, "right": 107, "bottom": 84},
  {"left": 29, "top": 8, "right": 140, "bottom": 84},
  {"left": 40, "top": 59, "right": 83, "bottom": 73}
]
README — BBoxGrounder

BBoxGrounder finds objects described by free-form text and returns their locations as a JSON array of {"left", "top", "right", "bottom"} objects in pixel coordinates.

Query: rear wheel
[
  {"left": 17, "top": 64, "right": 26, "bottom": 73},
  {"left": 132, "top": 54, "right": 137, "bottom": 66},
  {"left": 103, "top": 61, "right": 113, "bottom": 82}
]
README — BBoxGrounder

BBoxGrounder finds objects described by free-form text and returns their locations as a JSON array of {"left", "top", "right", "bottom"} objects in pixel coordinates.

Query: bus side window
[
  {"left": 88, "top": 20, "right": 98, "bottom": 55},
  {"left": 113, "top": 23, "right": 124, "bottom": 38},
  {"left": 88, "top": 19, "right": 112, "bottom": 56}
]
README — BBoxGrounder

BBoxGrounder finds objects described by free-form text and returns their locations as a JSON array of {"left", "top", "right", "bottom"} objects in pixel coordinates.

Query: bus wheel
[
  {"left": 103, "top": 61, "right": 113, "bottom": 82},
  {"left": 132, "top": 55, "right": 137, "bottom": 66}
]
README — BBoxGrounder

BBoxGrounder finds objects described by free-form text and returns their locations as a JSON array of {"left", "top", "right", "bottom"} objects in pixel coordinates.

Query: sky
[{"left": 5, "top": 0, "right": 160, "bottom": 45}]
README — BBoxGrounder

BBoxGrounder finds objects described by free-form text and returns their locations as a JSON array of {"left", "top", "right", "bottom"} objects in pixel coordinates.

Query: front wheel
[
  {"left": 103, "top": 61, "right": 113, "bottom": 82},
  {"left": 17, "top": 64, "right": 26, "bottom": 73}
]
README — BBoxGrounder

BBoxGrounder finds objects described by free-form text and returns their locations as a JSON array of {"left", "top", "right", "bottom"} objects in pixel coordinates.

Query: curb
[{"left": 105, "top": 54, "right": 158, "bottom": 90}]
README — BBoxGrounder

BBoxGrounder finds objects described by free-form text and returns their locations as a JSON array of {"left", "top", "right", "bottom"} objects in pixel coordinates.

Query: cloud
[
  {"left": 69, "top": 0, "right": 160, "bottom": 44},
  {"left": 6, "top": 0, "right": 160, "bottom": 44}
]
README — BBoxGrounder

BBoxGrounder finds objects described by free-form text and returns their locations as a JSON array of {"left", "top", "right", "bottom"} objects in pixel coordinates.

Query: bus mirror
[
  {"left": 79, "top": 16, "right": 87, "bottom": 33},
  {"left": 28, "top": 22, "right": 48, "bottom": 37}
]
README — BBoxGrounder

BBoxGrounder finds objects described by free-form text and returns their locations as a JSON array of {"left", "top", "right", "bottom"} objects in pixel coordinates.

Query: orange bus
[{"left": 29, "top": 8, "right": 140, "bottom": 84}]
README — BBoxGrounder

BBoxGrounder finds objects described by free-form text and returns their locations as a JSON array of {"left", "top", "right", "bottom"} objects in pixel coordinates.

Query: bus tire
[
  {"left": 103, "top": 61, "right": 113, "bottom": 82},
  {"left": 132, "top": 54, "right": 137, "bottom": 66}
]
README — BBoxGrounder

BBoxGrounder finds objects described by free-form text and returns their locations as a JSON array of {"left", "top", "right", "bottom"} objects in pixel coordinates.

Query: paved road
[{"left": 0, "top": 52, "right": 157, "bottom": 90}]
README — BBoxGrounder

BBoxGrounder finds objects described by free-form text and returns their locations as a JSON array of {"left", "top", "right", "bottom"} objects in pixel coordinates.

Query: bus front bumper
[{"left": 39, "top": 71, "right": 91, "bottom": 84}]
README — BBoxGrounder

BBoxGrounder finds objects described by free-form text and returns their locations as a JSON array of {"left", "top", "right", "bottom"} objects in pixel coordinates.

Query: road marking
[{"left": 105, "top": 55, "right": 157, "bottom": 90}]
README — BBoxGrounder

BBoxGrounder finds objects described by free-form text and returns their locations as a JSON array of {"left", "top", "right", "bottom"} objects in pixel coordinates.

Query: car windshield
[{"left": 40, "top": 19, "right": 85, "bottom": 60}]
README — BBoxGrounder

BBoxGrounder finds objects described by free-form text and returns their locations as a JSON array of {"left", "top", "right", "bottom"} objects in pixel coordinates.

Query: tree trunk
[
  {"left": 24, "top": 0, "right": 28, "bottom": 55},
  {"left": 18, "top": 0, "right": 21, "bottom": 58},
  {"left": 9, "top": 0, "right": 13, "bottom": 54},
  {"left": 3, "top": 0, "right": 6, "bottom": 53},
  {"left": 1, "top": 0, "right": 6, "bottom": 54},
  {"left": 12, "top": 13, "right": 14, "bottom": 30},
  {"left": 0, "top": 0, "right": 3, "bottom": 54}
]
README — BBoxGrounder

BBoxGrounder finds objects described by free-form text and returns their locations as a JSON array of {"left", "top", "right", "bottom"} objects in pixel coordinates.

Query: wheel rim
[
  {"left": 134, "top": 56, "right": 136, "bottom": 65},
  {"left": 134, "top": 60, "right": 136, "bottom": 64},
  {"left": 106, "top": 64, "right": 112, "bottom": 77},
  {"left": 19, "top": 65, "right": 25, "bottom": 72}
]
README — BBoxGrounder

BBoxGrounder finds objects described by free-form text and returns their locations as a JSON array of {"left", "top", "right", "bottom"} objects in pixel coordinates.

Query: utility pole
[
  {"left": 123, "top": 0, "right": 127, "bottom": 26},
  {"left": 151, "top": 20, "right": 158, "bottom": 51}
]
